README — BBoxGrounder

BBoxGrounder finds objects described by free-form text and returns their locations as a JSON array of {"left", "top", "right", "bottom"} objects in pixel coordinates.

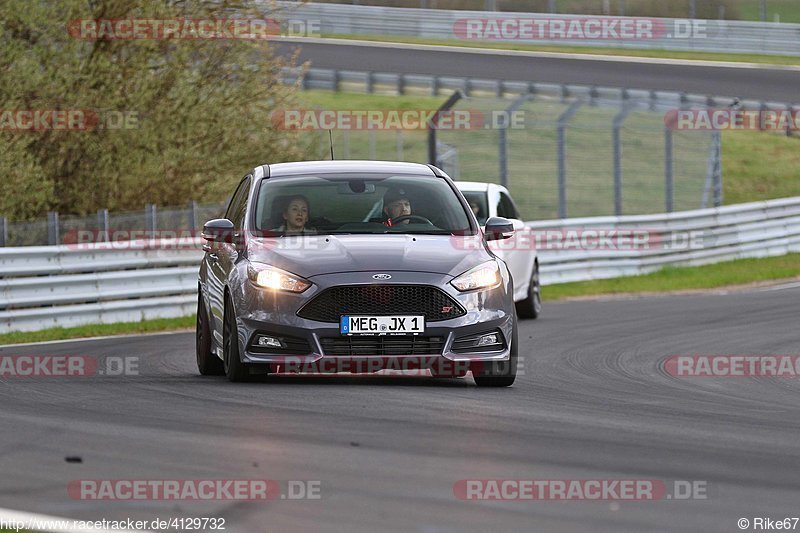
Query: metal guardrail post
[
  {"left": 499, "top": 94, "right": 530, "bottom": 189},
  {"left": 613, "top": 103, "right": 636, "bottom": 216},
  {"left": 365, "top": 71, "right": 374, "bottom": 93},
  {"left": 97, "top": 209, "right": 109, "bottom": 241},
  {"left": 689, "top": 0, "right": 696, "bottom": 19},
  {"left": 397, "top": 74, "right": 405, "bottom": 95},
  {"left": 428, "top": 90, "right": 464, "bottom": 166},
  {"left": 556, "top": 100, "right": 584, "bottom": 219},
  {"left": 549, "top": 0, "right": 557, "bottom": 13},
  {"left": 0, "top": 217, "right": 6, "bottom": 247},
  {"left": 431, "top": 76, "right": 439, "bottom": 97},
  {"left": 332, "top": 69, "right": 340, "bottom": 92},
  {"left": 665, "top": 128, "right": 674, "bottom": 213},
  {"left": 145, "top": 204, "right": 157, "bottom": 235},
  {"left": 47, "top": 211, "right": 60, "bottom": 246}
]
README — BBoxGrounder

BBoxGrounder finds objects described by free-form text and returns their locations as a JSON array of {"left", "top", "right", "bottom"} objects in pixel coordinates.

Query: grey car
[{"left": 196, "top": 161, "right": 519, "bottom": 386}]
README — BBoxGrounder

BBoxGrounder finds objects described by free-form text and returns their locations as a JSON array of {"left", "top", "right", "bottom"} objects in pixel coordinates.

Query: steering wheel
[{"left": 391, "top": 215, "right": 433, "bottom": 225}]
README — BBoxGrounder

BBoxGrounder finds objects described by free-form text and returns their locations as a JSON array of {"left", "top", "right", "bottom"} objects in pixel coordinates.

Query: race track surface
[
  {"left": 274, "top": 39, "right": 800, "bottom": 103},
  {"left": 2, "top": 286, "right": 799, "bottom": 532}
]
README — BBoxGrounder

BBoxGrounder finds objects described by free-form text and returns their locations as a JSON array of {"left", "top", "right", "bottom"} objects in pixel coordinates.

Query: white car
[{"left": 456, "top": 182, "right": 541, "bottom": 319}]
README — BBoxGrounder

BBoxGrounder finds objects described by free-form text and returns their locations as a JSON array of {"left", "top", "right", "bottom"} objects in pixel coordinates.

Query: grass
[
  {"left": 0, "top": 316, "right": 194, "bottom": 347},
  {"left": 738, "top": 0, "right": 800, "bottom": 22},
  {"left": 544, "top": 253, "right": 800, "bottom": 300},
  {"left": 321, "top": 33, "right": 800, "bottom": 67}
]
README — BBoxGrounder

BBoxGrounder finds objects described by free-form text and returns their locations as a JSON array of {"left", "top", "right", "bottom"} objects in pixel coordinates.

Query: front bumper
[{"left": 231, "top": 270, "right": 515, "bottom": 369}]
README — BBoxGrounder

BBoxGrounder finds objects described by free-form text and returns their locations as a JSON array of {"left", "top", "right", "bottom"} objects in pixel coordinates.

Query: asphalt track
[
  {"left": 2, "top": 286, "right": 800, "bottom": 532},
  {"left": 273, "top": 39, "right": 800, "bottom": 103}
]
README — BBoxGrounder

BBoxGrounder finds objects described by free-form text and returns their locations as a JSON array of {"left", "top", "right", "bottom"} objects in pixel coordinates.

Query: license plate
[{"left": 340, "top": 315, "right": 425, "bottom": 335}]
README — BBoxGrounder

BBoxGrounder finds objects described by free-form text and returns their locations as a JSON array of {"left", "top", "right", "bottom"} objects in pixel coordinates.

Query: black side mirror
[
  {"left": 484, "top": 217, "right": 515, "bottom": 241},
  {"left": 202, "top": 219, "right": 235, "bottom": 243}
]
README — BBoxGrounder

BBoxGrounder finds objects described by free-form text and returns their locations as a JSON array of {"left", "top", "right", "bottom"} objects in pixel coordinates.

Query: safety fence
[{"left": 1, "top": 197, "right": 798, "bottom": 333}]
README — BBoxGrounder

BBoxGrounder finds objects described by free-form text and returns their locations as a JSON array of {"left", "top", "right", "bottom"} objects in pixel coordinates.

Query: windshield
[{"left": 253, "top": 173, "right": 475, "bottom": 236}]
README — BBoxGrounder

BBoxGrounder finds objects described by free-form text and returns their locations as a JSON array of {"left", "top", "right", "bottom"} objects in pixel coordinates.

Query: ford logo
[{"left": 372, "top": 274, "right": 392, "bottom": 280}]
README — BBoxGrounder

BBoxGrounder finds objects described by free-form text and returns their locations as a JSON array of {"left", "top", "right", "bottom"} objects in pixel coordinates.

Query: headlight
[
  {"left": 247, "top": 263, "right": 311, "bottom": 293},
  {"left": 451, "top": 261, "right": 501, "bottom": 292}
]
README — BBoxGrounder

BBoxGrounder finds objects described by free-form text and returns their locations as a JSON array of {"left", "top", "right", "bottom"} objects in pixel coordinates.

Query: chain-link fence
[{"left": 298, "top": 69, "right": 722, "bottom": 222}]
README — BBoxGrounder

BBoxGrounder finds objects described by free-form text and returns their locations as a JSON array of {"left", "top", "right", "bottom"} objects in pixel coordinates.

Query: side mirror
[
  {"left": 484, "top": 217, "right": 515, "bottom": 241},
  {"left": 202, "top": 219, "right": 235, "bottom": 244}
]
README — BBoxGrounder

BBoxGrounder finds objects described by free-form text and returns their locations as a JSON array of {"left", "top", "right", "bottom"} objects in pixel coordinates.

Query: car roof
[
  {"left": 454, "top": 181, "right": 491, "bottom": 192},
  {"left": 267, "top": 160, "right": 437, "bottom": 177}
]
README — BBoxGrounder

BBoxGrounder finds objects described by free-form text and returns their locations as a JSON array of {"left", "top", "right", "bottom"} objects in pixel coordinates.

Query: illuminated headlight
[
  {"left": 248, "top": 263, "right": 311, "bottom": 293},
  {"left": 450, "top": 261, "right": 501, "bottom": 292}
]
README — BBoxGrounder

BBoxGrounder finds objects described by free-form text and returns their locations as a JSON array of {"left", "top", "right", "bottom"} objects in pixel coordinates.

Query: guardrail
[
  {"left": 1, "top": 199, "right": 799, "bottom": 333},
  {"left": 275, "top": 1, "right": 800, "bottom": 56}
]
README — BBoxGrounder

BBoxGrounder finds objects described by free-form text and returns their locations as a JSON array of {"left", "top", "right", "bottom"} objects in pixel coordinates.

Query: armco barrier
[
  {"left": 1, "top": 199, "right": 799, "bottom": 333},
  {"left": 274, "top": 2, "right": 800, "bottom": 57}
]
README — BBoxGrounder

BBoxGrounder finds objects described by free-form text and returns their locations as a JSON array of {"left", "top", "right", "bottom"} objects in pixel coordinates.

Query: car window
[
  {"left": 497, "top": 192, "right": 521, "bottom": 220},
  {"left": 253, "top": 173, "right": 475, "bottom": 236},
  {"left": 226, "top": 175, "right": 251, "bottom": 230},
  {"left": 460, "top": 191, "right": 489, "bottom": 226}
]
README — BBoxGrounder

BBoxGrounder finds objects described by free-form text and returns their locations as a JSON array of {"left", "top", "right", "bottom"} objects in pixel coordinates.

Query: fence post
[
  {"left": 396, "top": 130, "right": 404, "bottom": 160},
  {"left": 428, "top": 90, "right": 464, "bottom": 166},
  {"left": 549, "top": 0, "right": 557, "bottom": 13},
  {"left": 189, "top": 201, "right": 198, "bottom": 231},
  {"left": 712, "top": 132, "right": 723, "bottom": 207},
  {"left": 332, "top": 69, "right": 340, "bottom": 92},
  {"left": 145, "top": 203, "right": 157, "bottom": 235},
  {"left": 689, "top": 0, "right": 696, "bottom": 18},
  {"left": 97, "top": 208, "right": 109, "bottom": 241},
  {"left": 397, "top": 74, "right": 405, "bottom": 95},
  {"left": 47, "top": 211, "right": 60, "bottom": 245},
  {"left": 612, "top": 103, "right": 635, "bottom": 216},
  {"left": 556, "top": 100, "right": 584, "bottom": 219},
  {"left": 0, "top": 217, "right": 6, "bottom": 247},
  {"left": 665, "top": 127, "right": 674, "bottom": 213},
  {"left": 499, "top": 94, "right": 530, "bottom": 189}
]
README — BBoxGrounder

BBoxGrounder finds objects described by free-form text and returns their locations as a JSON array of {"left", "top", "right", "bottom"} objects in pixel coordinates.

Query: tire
[
  {"left": 473, "top": 321, "right": 518, "bottom": 388},
  {"left": 223, "top": 295, "right": 250, "bottom": 382},
  {"left": 515, "top": 260, "right": 542, "bottom": 320},
  {"left": 196, "top": 293, "right": 224, "bottom": 376}
]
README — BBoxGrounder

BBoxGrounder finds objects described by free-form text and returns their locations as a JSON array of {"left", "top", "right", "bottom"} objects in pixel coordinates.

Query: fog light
[
  {"left": 256, "top": 335, "right": 283, "bottom": 348},
  {"left": 477, "top": 333, "right": 499, "bottom": 346}
]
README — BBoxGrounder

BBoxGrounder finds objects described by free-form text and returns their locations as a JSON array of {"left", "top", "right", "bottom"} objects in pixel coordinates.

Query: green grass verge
[
  {"left": 322, "top": 33, "right": 800, "bottom": 67},
  {"left": 0, "top": 316, "right": 194, "bottom": 346},
  {"left": 544, "top": 253, "right": 800, "bottom": 300}
]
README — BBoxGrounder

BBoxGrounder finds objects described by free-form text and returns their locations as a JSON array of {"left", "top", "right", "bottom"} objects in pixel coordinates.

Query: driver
[{"left": 382, "top": 187, "right": 413, "bottom": 226}]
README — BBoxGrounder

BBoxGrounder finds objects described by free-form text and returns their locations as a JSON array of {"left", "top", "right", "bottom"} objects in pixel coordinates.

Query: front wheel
[
  {"left": 473, "top": 322, "right": 518, "bottom": 387},
  {"left": 515, "top": 261, "right": 542, "bottom": 320},
  {"left": 196, "top": 293, "right": 224, "bottom": 376},
  {"left": 223, "top": 296, "right": 250, "bottom": 382}
]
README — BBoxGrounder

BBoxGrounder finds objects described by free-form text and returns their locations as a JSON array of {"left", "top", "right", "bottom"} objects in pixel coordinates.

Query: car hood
[{"left": 247, "top": 234, "right": 492, "bottom": 278}]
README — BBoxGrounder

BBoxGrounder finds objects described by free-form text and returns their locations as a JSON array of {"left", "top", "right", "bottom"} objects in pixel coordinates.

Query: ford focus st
[{"left": 196, "top": 161, "right": 519, "bottom": 386}]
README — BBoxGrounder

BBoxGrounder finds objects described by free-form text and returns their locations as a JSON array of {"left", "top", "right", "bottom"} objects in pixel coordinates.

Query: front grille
[
  {"left": 297, "top": 285, "right": 465, "bottom": 323},
  {"left": 320, "top": 336, "right": 445, "bottom": 356}
]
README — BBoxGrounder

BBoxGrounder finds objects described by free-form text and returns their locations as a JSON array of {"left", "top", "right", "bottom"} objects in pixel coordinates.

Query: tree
[{"left": 0, "top": 0, "right": 311, "bottom": 219}]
